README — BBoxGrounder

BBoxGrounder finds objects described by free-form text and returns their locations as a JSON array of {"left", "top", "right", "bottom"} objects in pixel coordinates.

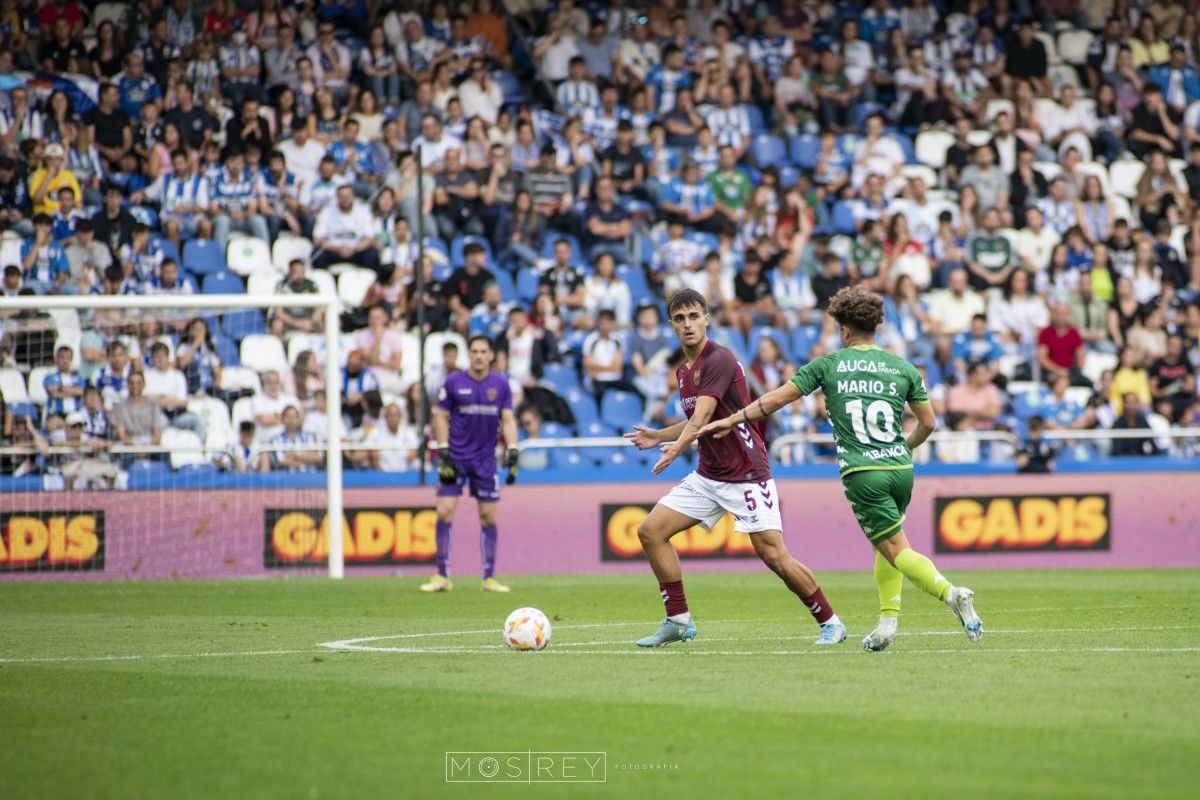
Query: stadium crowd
[{"left": 2, "top": 0, "right": 1200, "bottom": 487}]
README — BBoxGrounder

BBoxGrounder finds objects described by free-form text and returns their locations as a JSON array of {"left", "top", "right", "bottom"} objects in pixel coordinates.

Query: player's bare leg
[
  {"left": 876, "top": 532, "right": 982, "bottom": 643},
  {"left": 477, "top": 501, "right": 508, "bottom": 592},
  {"left": 421, "top": 496, "right": 460, "bottom": 592},
  {"left": 750, "top": 530, "right": 846, "bottom": 645},
  {"left": 635, "top": 504, "right": 700, "bottom": 646}
]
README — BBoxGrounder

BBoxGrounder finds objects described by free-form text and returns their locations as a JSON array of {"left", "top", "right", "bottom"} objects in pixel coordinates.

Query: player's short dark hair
[
  {"left": 827, "top": 285, "right": 884, "bottom": 334},
  {"left": 467, "top": 334, "right": 494, "bottom": 351},
  {"left": 667, "top": 288, "right": 707, "bottom": 318}
]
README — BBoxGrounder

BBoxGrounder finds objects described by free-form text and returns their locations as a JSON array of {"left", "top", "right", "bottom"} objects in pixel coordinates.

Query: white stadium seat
[
  {"left": 239, "top": 334, "right": 290, "bottom": 374},
  {"left": 1075, "top": 161, "right": 1112, "bottom": 198},
  {"left": 162, "top": 428, "right": 206, "bottom": 470},
  {"left": 337, "top": 267, "right": 378, "bottom": 308},
  {"left": 914, "top": 130, "right": 955, "bottom": 169},
  {"left": 0, "top": 367, "right": 29, "bottom": 403},
  {"left": 187, "top": 396, "right": 233, "bottom": 441},
  {"left": 226, "top": 237, "right": 274, "bottom": 277},
  {"left": 230, "top": 396, "right": 256, "bottom": 430},
  {"left": 246, "top": 272, "right": 279, "bottom": 297},
  {"left": 27, "top": 366, "right": 54, "bottom": 406},
  {"left": 272, "top": 235, "right": 313, "bottom": 272},
  {"left": 423, "top": 332, "right": 468, "bottom": 374},
  {"left": 310, "top": 269, "right": 337, "bottom": 299},
  {"left": 1057, "top": 29, "right": 1094, "bottom": 65},
  {"left": 1082, "top": 351, "right": 1119, "bottom": 386},
  {"left": 220, "top": 366, "right": 263, "bottom": 395},
  {"left": 1108, "top": 160, "right": 1145, "bottom": 199}
]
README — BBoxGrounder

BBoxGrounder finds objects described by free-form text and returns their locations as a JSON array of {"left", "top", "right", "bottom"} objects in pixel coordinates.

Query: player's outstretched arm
[
  {"left": 698, "top": 382, "right": 803, "bottom": 440},
  {"left": 651, "top": 396, "right": 718, "bottom": 476},
  {"left": 905, "top": 401, "right": 937, "bottom": 452},
  {"left": 624, "top": 421, "right": 687, "bottom": 450}
]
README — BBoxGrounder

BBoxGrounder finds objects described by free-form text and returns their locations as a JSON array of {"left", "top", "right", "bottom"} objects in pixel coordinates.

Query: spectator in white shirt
[
  {"left": 143, "top": 342, "right": 207, "bottom": 440},
  {"left": 410, "top": 113, "right": 464, "bottom": 172},
  {"left": 312, "top": 185, "right": 381, "bottom": 274},
  {"left": 928, "top": 267, "right": 987, "bottom": 336},
  {"left": 1015, "top": 206, "right": 1061, "bottom": 273},
  {"left": 279, "top": 118, "right": 330, "bottom": 191},
  {"left": 251, "top": 369, "right": 301, "bottom": 442},
  {"left": 361, "top": 402, "right": 419, "bottom": 471},
  {"left": 457, "top": 59, "right": 504, "bottom": 124},
  {"left": 1043, "top": 85, "right": 1099, "bottom": 161},
  {"left": 534, "top": 15, "right": 580, "bottom": 83}
]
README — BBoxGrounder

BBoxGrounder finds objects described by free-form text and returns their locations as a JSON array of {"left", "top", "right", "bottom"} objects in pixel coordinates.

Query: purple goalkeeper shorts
[{"left": 437, "top": 458, "right": 500, "bottom": 502}]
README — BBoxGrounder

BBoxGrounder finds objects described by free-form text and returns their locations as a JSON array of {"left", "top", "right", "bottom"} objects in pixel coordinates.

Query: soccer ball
[{"left": 503, "top": 607, "right": 552, "bottom": 651}]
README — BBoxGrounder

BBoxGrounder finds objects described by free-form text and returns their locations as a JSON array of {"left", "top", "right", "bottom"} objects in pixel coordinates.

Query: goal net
[{"left": 0, "top": 289, "right": 410, "bottom": 581}]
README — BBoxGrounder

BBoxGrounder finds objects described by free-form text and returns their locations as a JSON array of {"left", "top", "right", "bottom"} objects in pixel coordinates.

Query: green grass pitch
[{"left": 1, "top": 569, "right": 1197, "bottom": 799}]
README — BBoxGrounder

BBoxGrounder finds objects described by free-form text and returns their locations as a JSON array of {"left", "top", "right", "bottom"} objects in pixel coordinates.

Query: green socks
[
  {"left": 893, "top": 548, "right": 952, "bottom": 603},
  {"left": 874, "top": 550, "right": 903, "bottom": 618}
]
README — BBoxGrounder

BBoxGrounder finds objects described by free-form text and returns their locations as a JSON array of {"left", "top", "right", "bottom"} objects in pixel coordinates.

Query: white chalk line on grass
[{"left": 0, "top": 649, "right": 322, "bottom": 665}]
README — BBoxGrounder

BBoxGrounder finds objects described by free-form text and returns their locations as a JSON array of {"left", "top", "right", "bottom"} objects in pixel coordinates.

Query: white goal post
[{"left": 0, "top": 292, "right": 349, "bottom": 578}]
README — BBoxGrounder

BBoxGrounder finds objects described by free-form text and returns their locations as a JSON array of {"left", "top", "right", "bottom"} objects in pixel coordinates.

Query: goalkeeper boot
[
  {"left": 862, "top": 617, "right": 898, "bottom": 652},
  {"left": 419, "top": 575, "right": 453, "bottom": 593},
  {"left": 815, "top": 620, "right": 847, "bottom": 645},
  {"left": 481, "top": 577, "right": 511, "bottom": 592},
  {"left": 636, "top": 618, "right": 698, "bottom": 647},
  {"left": 947, "top": 586, "right": 983, "bottom": 642}
]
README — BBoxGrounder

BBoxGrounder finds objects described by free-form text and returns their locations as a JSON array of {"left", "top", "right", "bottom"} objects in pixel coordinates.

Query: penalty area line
[{"left": 0, "top": 648, "right": 324, "bottom": 665}]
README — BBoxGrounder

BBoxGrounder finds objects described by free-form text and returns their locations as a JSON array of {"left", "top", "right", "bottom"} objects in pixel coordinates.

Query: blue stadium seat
[
  {"left": 687, "top": 231, "right": 719, "bottom": 254},
  {"left": 541, "top": 361, "right": 579, "bottom": 392},
  {"left": 423, "top": 236, "right": 449, "bottom": 261},
  {"left": 221, "top": 309, "right": 267, "bottom": 342},
  {"left": 616, "top": 264, "right": 650, "bottom": 301},
  {"left": 212, "top": 332, "right": 240, "bottom": 367},
  {"left": 493, "top": 70, "right": 526, "bottom": 107},
  {"left": 563, "top": 387, "right": 600, "bottom": 426},
  {"left": 153, "top": 238, "right": 180, "bottom": 264},
  {"left": 790, "top": 325, "right": 821, "bottom": 363},
  {"left": 182, "top": 239, "right": 226, "bottom": 276},
  {"left": 852, "top": 101, "right": 885, "bottom": 130},
  {"left": 888, "top": 132, "right": 917, "bottom": 164},
  {"left": 126, "top": 460, "right": 173, "bottom": 489},
  {"left": 130, "top": 205, "right": 159, "bottom": 228},
  {"left": 790, "top": 134, "right": 820, "bottom": 170},
  {"left": 202, "top": 270, "right": 245, "bottom": 294},
  {"left": 744, "top": 104, "right": 766, "bottom": 135},
  {"left": 750, "top": 134, "right": 786, "bottom": 169},
  {"left": 778, "top": 164, "right": 800, "bottom": 188},
  {"left": 490, "top": 269, "right": 515, "bottom": 301},
  {"left": 831, "top": 200, "right": 857, "bottom": 235},
  {"left": 515, "top": 268, "right": 541, "bottom": 303},
  {"left": 549, "top": 448, "right": 590, "bottom": 470},
  {"left": 451, "top": 234, "right": 493, "bottom": 266},
  {"left": 540, "top": 421, "right": 567, "bottom": 438},
  {"left": 600, "top": 390, "right": 644, "bottom": 429}
]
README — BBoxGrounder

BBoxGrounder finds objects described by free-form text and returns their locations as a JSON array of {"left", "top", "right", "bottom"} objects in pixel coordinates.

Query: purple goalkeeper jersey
[{"left": 438, "top": 370, "right": 512, "bottom": 465}]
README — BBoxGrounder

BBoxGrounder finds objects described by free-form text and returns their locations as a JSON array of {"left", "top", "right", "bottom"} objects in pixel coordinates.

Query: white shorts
[{"left": 658, "top": 471, "right": 782, "bottom": 534}]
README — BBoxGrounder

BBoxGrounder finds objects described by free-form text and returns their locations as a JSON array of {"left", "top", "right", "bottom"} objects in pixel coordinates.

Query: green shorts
[{"left": 840, "top": 468, "right": 913, "bottom": 543}]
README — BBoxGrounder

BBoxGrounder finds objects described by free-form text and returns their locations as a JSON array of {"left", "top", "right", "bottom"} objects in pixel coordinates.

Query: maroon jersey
[{"left": 678, "top": 340, "right": 772, "bottom": 483}]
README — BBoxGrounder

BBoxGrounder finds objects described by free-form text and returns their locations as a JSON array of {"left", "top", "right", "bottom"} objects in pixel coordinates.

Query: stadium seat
[
  {"left": 337, "top": 267, "right": 377, "bottom": 308},
  {"left": 778, "top": 164, "right": 799, "bottom": 188},
  {"left": 246, "top": 272, "right": 277, "bottom": 297},
  {"left": 830, "top": 201, "right": 857, "bottom": 235},
  {"left": 398, "top": 333, "right": 421, "bottom": 389},
  {"left": 914, "top": 130, "right": 954, "bottom": 168},
  {"left": 309, "top": 269, "right": 336, "bottom": 299},
  {"left": 541, "top": 362, "right": 579, "bottom": 392},
  {"left": 0, "top": 237, "right": 21, "bottom": 268},
  {"left": 1147, "top": 412, "right": 1173, "bottom": 452},
  {"left": 965, "top": 129, "right": 993, "bottom": 147},
  {"left": 1076, "top": 161, "right": 1112, "bottom": 198},
  {"left": 985, "top": 98, "right": 1015, "bottom": 122},
  {"left": 187, "top": 396, "right": 233, "bottom": 441},
  {"left": 600, "top": 390, "right": 644, "bottom": 429},
  {"left": 888, "top": 132, "right": 916, "bottom": 165},
  {"left": 490, "top": 269, "right": 516, "bottom": 301},
  {"left": 1057, "top": 29, "right": 1094, "bottom": 65},
  {"left": 202, "top": 270, "right": 245, "bottom": 294},
  {"left": 540, "top": 234, "right": 581, "bottom": 261},
  {"left": 239, "top": 334, "right": 289, "bottom": 374},
  {"left": 1082, "top": 351, "right": 1119, "bottom": 386},
  {"left": 182, "top": 239, "right": 227, "bottom": 276},
  {"left": 615, "top": 264, "right": 650, "bottom": 300},
  {"left": 750, "top": 134, "right": 786, "bottom": 169},
  {"left": 162, "top": 428, "right": 207, "bottom": 470},
  {"left": 1035, "top": 160, "right": 1063, "bottom": 181},
  {"left": 226, "top": 237, "right": 273, "bottom": 277},
  {"left": 743, "top": 104, "right": 765, "bottom": 134},
  {"left": 26, "top": 366, "right": 54, "bottom": 407},
  {"left": 515, "top": 268, "right": 541, "bottom": 303},
  {"left": 153, "top": 238, "right": 181, "bottom": 265},
  {"left": 229, "top": 396, "right": 257, "bottom": 430},
  {"left": 1034, "top": 30, "right": 1061, "bottom": 64},
  {"left": 790, "top": 326, "right": 821, "bottom": 363},
  {"left": 92, "top": 1, "right": 126, "bottom": 27},
  {"left": 0, "top": 367, "right": 29, "bottom": 403},
  {"left": 221, "top": 309, "right": 267, "bottom": 342},
  {"left": 1108, "top": 159, "right": 1145, "bottom": 199},
  {"left": 423, "top": 332, "right": 468, "bottom": 372},
  {"left": 899, "top": 164, "right": 938, "bottom": 187},
  {"left": 789, "top": 134, "right": 820, "bottom": 170},
  {"left": 271, "top": 235, "right": 313, "bottom": 272},
  {"left": 47, "top": 309, "right": 81, "bottom": 340},
  {"left": 212, "top": 332, "right": 240, "bottom": 368},
  {"left": 563, "top": 386, "right": 599, "bottom": 426}
]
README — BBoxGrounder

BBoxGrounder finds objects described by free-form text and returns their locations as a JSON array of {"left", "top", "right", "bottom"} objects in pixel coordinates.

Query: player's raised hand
[
  {"left": 698, "top": 416, "right": 736, "bottom": 440},
  {"left": 651, "top": 443, "right": 681, "bottom": 476},
  {"left": 624, "top": 424, "right": 661, "bottom": 450}
]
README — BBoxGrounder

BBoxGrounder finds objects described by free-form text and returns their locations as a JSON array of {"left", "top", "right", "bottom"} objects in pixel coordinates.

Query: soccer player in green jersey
[{"left": 699, "top": 285, "right": 983, "bottom": 651}]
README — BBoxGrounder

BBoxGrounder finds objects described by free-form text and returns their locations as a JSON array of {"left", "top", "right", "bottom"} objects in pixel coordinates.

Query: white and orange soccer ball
[{"left": 503, "top": 607, "right": 552, "bottom": 651}]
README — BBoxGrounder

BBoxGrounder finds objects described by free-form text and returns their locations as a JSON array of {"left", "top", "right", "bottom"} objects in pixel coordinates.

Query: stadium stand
[{"left": 2, "top": 0, "right": 1200, "bottom": 486}]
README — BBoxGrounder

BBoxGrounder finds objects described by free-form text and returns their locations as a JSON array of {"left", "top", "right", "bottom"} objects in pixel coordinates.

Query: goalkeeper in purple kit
[{"left": 421, "top": 335, "right": 520, "bottom": 593}]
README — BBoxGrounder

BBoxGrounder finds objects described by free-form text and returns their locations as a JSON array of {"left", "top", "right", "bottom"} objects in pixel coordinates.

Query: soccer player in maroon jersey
[{"left": 624, "top": 289, "right": 847, "bottom": 647}]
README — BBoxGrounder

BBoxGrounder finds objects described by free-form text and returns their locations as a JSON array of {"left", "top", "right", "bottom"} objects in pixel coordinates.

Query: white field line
[{"left": 1, "top": 623, "right": 1196, "bottom": 665}]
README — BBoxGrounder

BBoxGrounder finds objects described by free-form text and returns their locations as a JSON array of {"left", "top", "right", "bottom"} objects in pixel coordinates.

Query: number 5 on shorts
[{"left": 743, "top": 489, "right": 757, "bottom": 511}]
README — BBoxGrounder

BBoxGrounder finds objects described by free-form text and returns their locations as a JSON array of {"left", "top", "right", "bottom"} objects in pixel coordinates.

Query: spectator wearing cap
[
  {"left": 19, "top": 213, "right": 71, "bottom": 294},
  {"left": 28, "top": 142, "right": 79, "bottom": 216},
  {"left": 210, "top": 147, "right": 269, "bottom": 251},
  {"left": 312, "top": 184, "right": 380, "bottom": 274}
]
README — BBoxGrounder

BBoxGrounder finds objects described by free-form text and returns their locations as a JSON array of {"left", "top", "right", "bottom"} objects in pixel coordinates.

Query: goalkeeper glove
[
  {"left": 504, "top": 447, "right": 520, "bottom": 485},
  {"left": 437, "top": 450, "right": 459, "bottom": 485}
]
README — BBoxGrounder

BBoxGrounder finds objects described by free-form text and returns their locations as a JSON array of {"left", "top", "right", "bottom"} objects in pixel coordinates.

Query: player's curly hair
[{"left": 827, "top": 285, "right": 885, "bottom": 334}]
